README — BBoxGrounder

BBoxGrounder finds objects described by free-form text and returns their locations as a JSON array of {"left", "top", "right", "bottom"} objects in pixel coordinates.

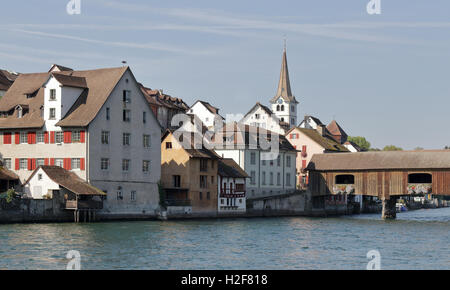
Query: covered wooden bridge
[{"left": 306, "top": 151, "right": 450, "bottom": 219}]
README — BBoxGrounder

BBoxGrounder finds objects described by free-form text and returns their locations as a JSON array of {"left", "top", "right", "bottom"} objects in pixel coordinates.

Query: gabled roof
[
  {"left": 0, "top": 70, "right": 19, "bottom": 91},
  {"left": 191, "top": 100, "right": 221, "bottom": 115},
  {"left": 287, "top": 127, "right": 349, "bottom": 152},
  {"left": 140, "top": 85, "right": 189, "bottom": 110},
  {"left": 270, "top": 48, "right": 298, "bottom": 104},
  {"left": 326, "top": 120, "right": 348, "bottom": 138},
  {"left": 25, "top": 166, "right": 106, "bottom": 196},
  {"left": 48, "top": 64, "right": 73, "bottom": 72},
  {"left": 162, "top": 129, "right": 221, "bottom": 159},
  {"left": 344, "top": 141, "right": 363, "bottom": 152},
  {"left": 300, "top": 115, "right": 324, "bottom": 127},
  {"left": 0, "top": 166, "right": 19, "bottom": 180},
  {"left": 242, "top": 102, "right": 273, "bottom": 119},
  {"left": 218, "top": 158, "right": 249, "bottom": 178},
  {"left": 307, "top": 151, "right": 450, "bottom": 171},
  {"left": 51, "top": 73, "right": 88, "bottom": 89}
]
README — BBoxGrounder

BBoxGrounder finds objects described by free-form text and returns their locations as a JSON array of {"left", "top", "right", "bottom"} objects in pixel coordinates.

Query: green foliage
[
  {"left": 383, "top": 145, "right": 403, "bottom": 151},
  {"left": 158, "top": 181, "right": 167, "bottom": 209},
  {"left": 347, "top": 136, "right": 371, "bottom": 151},
  {"left": 1, "top": 189, "right": 16, "bottom": 203}
]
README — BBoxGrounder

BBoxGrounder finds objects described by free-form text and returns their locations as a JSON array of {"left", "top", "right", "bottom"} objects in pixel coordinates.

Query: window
[
  {"left": 199, "top": 192, "right": 203, "bottom": 200},
  {"left": 71, "top": 158, "right": 80, "bottom": 170},
  {"left": 207, "top": 192, "right": 210, "bottom": 200},
  {"left": 36, "top": 158, "right": 45, "bottom": 167},
  {"left": 281, "top": 105, "right": 284, "bottom": 111},
  {"left": 55, "top": 158, "right": 63, "bottom": 167},
  {"left": 143, "top": 111, "right": 146, "bottom": 124},
  {"left": 131, "top": 191, "right": 137, "bottom": 201},
  {"left": 291, "top": 105, "right": 295, "bottom": 112},
  {"left": 211, "top": 176, "right": 214, "bottom": 184},
  {"left": 200, "top": 175, "right": 207, "bottom": 188},
  {"left": 19, "top": 159, "right": 27, "bottom": 170},
  {"left": 19, "top": 132, "right": 27, "bottom": 144},
  {"left": 270, "top": 172, "right": 274, "bottom": 185},
  {"left": 55, "top": 131, "right": 63, "bottom": 143},
  {"left": 277, "top": 172, "right": 281, "bottom": 185},
  {"left": 117, "top": 187, "right": 123, "bottom": 200},
  {"left": 123, "top": 109, "right": 131, "bottom": 122},
  {"left": 142, "top": 160, "right": 150, "bottom": 173},
  {"left": 143, "top": 135, "right": 151, "bottom": 148},
  {"left": 123, "top": 90, "right": 131, "bottom": 104},
  {"left": 286, "top": 173, "right": 291, "bottom": 186},
  {"left": 250, "top": 152, "right": 256, "bottom": 165},
  {"left": 101, "top": 158, "right": 109, "bottom": 170},
  {"left": 72, "top": 131, "right": 81, "bottom": 143},
  {"left": 200, "top": 159, "right": 208, "bottom": 172},
  {"left": 37, "top": 132, "right": 45, "bottom": 143},
  {"left": 408, "top": 173, "right": 432, "bottom": 184},
  {"left": 335, "top": 175, "right": 355, "bottom": 184},
  {"left": 123, "top": 133, "right": 131, "bottom": 146},
  {"left": 166, "top": 142, "right": 172, "bottom": 149},
  {"left": 173, "top": 175, "right": 181, "bottom": 187},
  {"left": 49, "top": 108, "right": 56, "bottom": 119},
  {"left": 122, "top": 159, "right": 130, "bottom": 172},
  {"left": 286, "top": 156, "right": 291, "bottom": 168},
  {"left": 262, "top": 171, "right": 266, "bottom": 185},
  {"left": 262, "top": 160, "right": 266, "bottom": 166},
  {"left": 106, "top": 107, "right": 110, "bottom": 120},
  {"left": 49, "top": 89, "right": 56, "bottom": 100},
  {"left": 250, "top": 171, "right": 256, "bottom": 185},
  {"left": 101, "top": 131, "right": 109, "bottom": 144},
  {"left": 255, "top": 114, "right": 260, "bottom": 119},
  {"left": 291, "top": 118, "right": 295, "bottom": 124},
  {"left": 276, "top": 105, "right": 280, "bottom": 111},
  {"left": 277, "top": 155, "right": 281, "bottom": 166},
  {"left": 38, "top": 174, "right": 43, "bottom": 181},
  {"left": 3, "top": 158, "right": 11, "bottom": 169}
]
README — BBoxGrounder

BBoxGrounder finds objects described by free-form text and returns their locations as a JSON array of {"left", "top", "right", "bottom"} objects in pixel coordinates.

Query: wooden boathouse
[{"left": 306, "top": 150, "right": 450, "bottom": 219}]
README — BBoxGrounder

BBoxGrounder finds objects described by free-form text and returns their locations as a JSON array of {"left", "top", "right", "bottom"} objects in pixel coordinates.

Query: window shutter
[
  {"left": 32, "top": 159, "right": 36, "bottom": 170},
  {"left": 44, "top": 131, "right": 49, "bottom": 144},
  {"left": 28, "top": 132, "right": 32, "bottom": 144},
  {"left": 80, "top": 130, "right": 85, "bottom": 143},
  {"left": 15, "top": 132, "right": 20, "bottom": 144},
  {"left": 50, "top": 131, "right": 55, "bottom": 144},
  {"left": 3, "top": 132, "right": 11, "bottom": 144},
  {"left": 15, "top": 159, "right": 20, "bottom": 170},
  {"left": 80, "top": 158, "right": 85, "bottom": 170},
  {"left": 50, "top": 158, "right": 55, "bottom": 165},
  {"left": 44, "top": 158, "right": 49, "bottom": 166},
  {"left": 64, "top": 158, "right": 71, "bottom": 170},
  {"left": 28, "top": 159, "right": 33, "bottom": 171}
]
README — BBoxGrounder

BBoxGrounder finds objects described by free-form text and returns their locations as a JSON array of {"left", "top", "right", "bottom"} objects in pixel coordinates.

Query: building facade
[
  {"left": 217, "top": 158, "right": 248, "bottom": 213},
  {"left": 0, "top": 66, "right": 161, "bottom": 216},
  {"left": 187, "top": 100, "right": 224, "bottom": 129}
]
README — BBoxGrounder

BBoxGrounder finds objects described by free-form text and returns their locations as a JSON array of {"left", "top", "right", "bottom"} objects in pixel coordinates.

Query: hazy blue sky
[{"left": 1, "top": 0, "right": 449, "bottom": 149}]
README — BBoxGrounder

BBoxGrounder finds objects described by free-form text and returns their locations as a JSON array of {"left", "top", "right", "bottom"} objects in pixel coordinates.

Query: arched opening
[
  {"left": 335, "top": 174, "right": 355, "bottom": 184},
  {"left": 276, "top": 105, "right": 280, "bottom": 111},
  {"left": 281, "top": 105, "right": 284, "bottom": 111},
  {"left": 408, "top": 173, "right": 432, "bottom": 183}
]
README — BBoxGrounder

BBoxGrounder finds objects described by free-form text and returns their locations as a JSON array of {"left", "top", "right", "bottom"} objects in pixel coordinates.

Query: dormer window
[
  {"left": 16, "top": 106, "right": 23, "bottom": 118},
  {"left": 49, "top": 108, "right": 56, "bottom": 119},
  {"left": 49, "top": 89, "right": 56, "bottom": 100}
]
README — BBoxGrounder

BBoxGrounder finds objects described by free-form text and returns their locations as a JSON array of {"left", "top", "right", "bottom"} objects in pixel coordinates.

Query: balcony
[
  {"left": 65, "top": 200, "right": 103, "bottom": 210},
  {"left": 166, "top": 199, "right": 192, "bottom": 207},
  {"left": 219, "top": 189, "right": 246, "bottom": 198}
]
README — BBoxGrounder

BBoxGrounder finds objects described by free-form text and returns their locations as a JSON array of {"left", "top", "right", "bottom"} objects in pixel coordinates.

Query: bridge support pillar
[{"left": 382, "top": 197, "right": 396, "bottom": 220}]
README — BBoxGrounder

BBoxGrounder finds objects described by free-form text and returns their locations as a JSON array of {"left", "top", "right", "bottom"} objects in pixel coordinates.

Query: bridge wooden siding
[{"left": 309, "top": 170, "right": 450, "bottom": 199}]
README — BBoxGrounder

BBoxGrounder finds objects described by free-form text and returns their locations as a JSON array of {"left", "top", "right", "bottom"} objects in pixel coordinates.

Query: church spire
[{"left": 271, "top": 44, "right": 298, "bottom": 104}]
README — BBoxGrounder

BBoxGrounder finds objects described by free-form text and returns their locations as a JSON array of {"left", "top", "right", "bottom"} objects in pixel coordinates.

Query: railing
[
  {"left": 219, "top": 189, "right": 246, "bottom": 198},
  {"left": 65, "top": 200, "right": 103, "bottom": 210},
  {"left": 166, "top": 199, "right": 192, "bottom": 207},
  {"left": 407, "top": 183, "right": 432, "bottom": 195},
  {"left": 219, "top": 206, "right": 240, "bottom": 210}
]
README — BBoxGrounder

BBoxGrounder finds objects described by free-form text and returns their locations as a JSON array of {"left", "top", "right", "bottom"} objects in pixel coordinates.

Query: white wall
[
  {"left": 217, "top": 176, "right": 246, "bottom": 213},
  {"left": 240, "top": 106, "right": 285, "bottom": 135},
  {"left": 188, "top": 102, "right": 221, "bottom": 128},
  {"left": 23, "top": 168, "right": 60, "bottom": 199}
]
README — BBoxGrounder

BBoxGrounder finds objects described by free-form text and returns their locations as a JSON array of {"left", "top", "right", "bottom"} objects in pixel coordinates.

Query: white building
[
  {"left": 187, "top": 100, "right": 224, "bottom": 129},
  {"left": 269, "top": 47, "right": 299, "bottom": 128},
  {"left": 0, "top": 65, "right": 161, "bottom": 216},
  {"left": 240, "top": 102, "right": 287, "bottom": 135},
  {"left": 299, "top": 115, "right": 325, "bottom": 130},
  {"left": 217, "top": 158, "right": 248, "bottom": 213},
  {"left": 212, "top": 122, "right": 297, "bottom": 199}
]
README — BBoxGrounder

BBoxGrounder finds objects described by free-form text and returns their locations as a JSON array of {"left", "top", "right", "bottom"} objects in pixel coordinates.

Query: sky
[{"left": 1, "top": 0, "right": 449, "bottom": 150}]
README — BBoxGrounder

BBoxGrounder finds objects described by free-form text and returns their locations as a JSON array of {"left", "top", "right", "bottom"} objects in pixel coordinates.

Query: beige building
[{"left": 0, "top": 65, "right": 161, "bottom": 216}]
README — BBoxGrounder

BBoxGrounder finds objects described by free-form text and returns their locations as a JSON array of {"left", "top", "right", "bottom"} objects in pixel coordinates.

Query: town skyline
[{"left": 1, "top": 0, "right": 450, "bottom": 150}]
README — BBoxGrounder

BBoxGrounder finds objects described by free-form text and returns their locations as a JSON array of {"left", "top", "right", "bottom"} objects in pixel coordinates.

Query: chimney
[{"left": 316, "top": 124, "right": 326, "bottom": 136}]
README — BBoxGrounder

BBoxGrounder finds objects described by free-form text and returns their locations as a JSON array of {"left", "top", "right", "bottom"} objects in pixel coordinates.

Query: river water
[{"left": 0, "top": 207, "right": 449, "bottom": 270}]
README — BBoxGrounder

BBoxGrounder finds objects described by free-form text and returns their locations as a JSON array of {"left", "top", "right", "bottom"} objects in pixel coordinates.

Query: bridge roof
[{"left": 307, "top": 150, "right": 450, "bottom": 171}]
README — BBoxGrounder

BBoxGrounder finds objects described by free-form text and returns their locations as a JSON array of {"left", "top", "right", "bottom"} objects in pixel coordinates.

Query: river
[{"left": 0, "top": 207, "right": 449, "bottom": 270}]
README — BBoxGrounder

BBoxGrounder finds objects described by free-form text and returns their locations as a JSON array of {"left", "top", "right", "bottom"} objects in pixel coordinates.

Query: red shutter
[
  {"left": 64, "top": 131, "right": 72, "bottom": 143},
  {"left": 50, "top": 158, "right": 55, "bottom": 165},
  {"left": 28, "top": 132, "right": 32, "bottom": 144},
  {"left": 3, "top": 132, "right": 11, "bottom": 144},
  {"left": 80, "top": 130, "right": 85, "bottom": 143},
  {"left": 15, "top": 132, "right": 20, "bottom": 144},
  {"left": 32, "top": 159, "right": 36, "bottom": 170},
  {"left": 15, "top": 159, "right": 20, "bottom": 170},
  {"left": 28, "top": 158, "right": 33, "bottom": 171},
  {"left": 44, "top": 158, "right": 49, "bottom": 165},
  {"left": 44, "top": 131, "right": 49, "bottom": 144},
  {"left": 50, "top": 131, "right": 55, "bottom": 144},
  {"left": 64, "top": 158, "right": 71, "bottom": 170},
  {"left": 302, "top": 160, "right": 307, "bottom": 170},
  {"left": 80, "top": 158, "right": 85, "bottom": 170},
  {"left": 33, "top": 132, "right": 36, "bottom": 144}
]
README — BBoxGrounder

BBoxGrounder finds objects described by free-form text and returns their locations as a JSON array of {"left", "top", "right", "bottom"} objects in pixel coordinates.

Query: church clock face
[{"left": 277, "top": 99, "right": 283, "bottom": 104}]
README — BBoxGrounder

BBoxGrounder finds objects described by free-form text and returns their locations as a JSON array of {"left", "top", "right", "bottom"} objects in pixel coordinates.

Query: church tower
[{"left": 270, "top": 45, "right": 299, "bottom": 128}]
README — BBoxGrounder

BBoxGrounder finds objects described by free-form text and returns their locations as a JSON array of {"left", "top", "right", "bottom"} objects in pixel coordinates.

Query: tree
[
  {"left": 383, "top": 145, "right": 403, "bottom": 151},
  {"left": 347, "top": 136, "right": 371, "bottom": 151}
]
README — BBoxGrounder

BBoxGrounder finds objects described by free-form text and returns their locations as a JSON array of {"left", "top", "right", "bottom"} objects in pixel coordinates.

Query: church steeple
[{"left": 270, "top": 45, "right": 298, "bottom": 104}]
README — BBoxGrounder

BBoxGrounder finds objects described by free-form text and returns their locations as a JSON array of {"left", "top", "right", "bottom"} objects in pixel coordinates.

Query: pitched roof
[
  {"left": 48, "top": 64, "right": 73, "bottom": 72},
  {"left": 0, "top": 70, "right": 19, "bottom": 91},
  {"left": 288, "top": 127, "right": 349, "bottom": 152},
  {"left": 0, "top": 166, "right": 19, "bottom": 180},
  {"left": 242, "top": 102, "right": 273, "bottom": 119},
  {"left": 344, "top": 141, "right": 363, "bottom": 152},
  {"left": 191, "top": 100, "right": 220, "bottom": 115},
  {"left": 0, "top": 66, "right": 130, "bottom": 129},
  {"left": 270, "top": 48, "right": 298, "bottom": 104},
  {"left": 140, "top": 85, "right": 189, "bottom": 110},
  {"left": 307, "top": 151, "right": 450, "bottom": 171},
  {"left": 326, "top": 120, "right": 348, "bottom": 138},
  {"left": 25, "top": 166, "right": 106, "bottom": 196},
  {"left": 162, "top": 129, "right": 221, "bottom": 159},
  {"left": 218, "top": 158, "right": 249, "bottom": 178}
]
